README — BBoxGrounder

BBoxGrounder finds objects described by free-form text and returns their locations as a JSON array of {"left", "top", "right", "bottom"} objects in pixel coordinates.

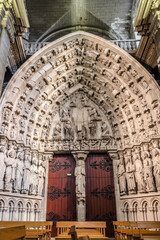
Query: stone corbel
[{"left": 71, "top": 151, "right": 89, "bottom": 162}]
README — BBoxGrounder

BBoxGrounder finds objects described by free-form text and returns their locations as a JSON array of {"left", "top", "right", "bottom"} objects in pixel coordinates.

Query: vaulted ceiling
[{"left": 26, "top": 0, "right": 139, "bottom": 42}]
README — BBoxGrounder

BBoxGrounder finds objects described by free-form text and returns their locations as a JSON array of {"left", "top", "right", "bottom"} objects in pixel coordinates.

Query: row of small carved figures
[
  {"left": 117, "top": 149, "right": 160, "bottom": 195},
  {"left": 0, "top": 145, "right": 46, "bottom": 196}
]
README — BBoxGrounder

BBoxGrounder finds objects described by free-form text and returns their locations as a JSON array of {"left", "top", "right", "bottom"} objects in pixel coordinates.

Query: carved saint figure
[
  {"left": 0, "top": 146, "right": 6, "bottom": 190},
  {"left": 117, "top": 153, "right": 127, "bottom": 196},
  {"left": 4, "top": 144, "right": 16, "bottom": 192},
  {"left": 133, "top": 148, "right": 146, "bottom": 193},
  {"left": 74, "top": 159, "right": 86, "bottom": 199},
  {"left": 14, "top": 149, "right": 24, "bottom": 193},
  {"left": 30, "top": 152, "right": 38, "bottom": 195},
  {"left": 71, "top": 94, "right": 90, "bottom": 140},
  {"left": 152, "top": 140, "right": 160, "bottom": 191},
  {"left": 38, "top": 156, "right": 46, "bottom": 196},
  {"left": 142, "top": 148, "right": 156, "bottom": 192},
  {"left": 22, "top": 150, "right": 31, "bottom": 194},
  {"left": 125, "top": 151, "right": 136, "bottom": 194}
]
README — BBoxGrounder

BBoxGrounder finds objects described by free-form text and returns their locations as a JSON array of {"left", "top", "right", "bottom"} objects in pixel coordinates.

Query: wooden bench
[
  {"left": 0, "top": 225, "right": 26, "bottom": 240},
  {"left": 0, "top": 221, "right": 53, "bottom": 240},
  {"left": 55, "top": 222, "right": 108, "bottom": 240},
  {"left": 137, "top": 222, "right": 160, "bottom": 240},
  {"left": 113, "top": 221, "right": 160, "bottom": 240},
  {"left": 113, "top": 221, "right": 131, "bottom": 240}
]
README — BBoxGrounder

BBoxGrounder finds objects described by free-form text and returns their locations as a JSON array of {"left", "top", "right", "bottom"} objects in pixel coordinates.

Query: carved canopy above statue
[{"left": 0, "top": 31, "right": 159, "bottom": 153}]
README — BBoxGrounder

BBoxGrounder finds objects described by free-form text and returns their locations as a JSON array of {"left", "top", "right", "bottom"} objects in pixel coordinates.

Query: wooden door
[
  {"left": 46, "top": 154, "right": 76, "bottom": 236},
  {"left": 86, "top": 153, "right": 117, "bottom": 237}
]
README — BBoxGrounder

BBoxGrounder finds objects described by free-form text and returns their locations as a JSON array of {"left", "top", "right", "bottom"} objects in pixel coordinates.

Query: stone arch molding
[{"left": 0, "top": 31, "right": 160, "bottom": 220}]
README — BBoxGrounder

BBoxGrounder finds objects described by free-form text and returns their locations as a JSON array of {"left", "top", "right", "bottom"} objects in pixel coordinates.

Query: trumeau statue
[{"left": 74, "top": 159, "right": 86, "bottom": 201}]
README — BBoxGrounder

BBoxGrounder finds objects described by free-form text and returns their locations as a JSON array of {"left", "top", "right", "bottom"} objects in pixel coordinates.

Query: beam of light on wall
[{"left": 71, "top": 0, "right": 88, "bottom": 28}]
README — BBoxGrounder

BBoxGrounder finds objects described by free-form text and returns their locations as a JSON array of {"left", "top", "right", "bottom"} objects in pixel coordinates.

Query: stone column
[
  {"left": 42, "top": 153, "right": 51, "bottom": 220},
  {"left": 72, "top": 151, "right": 89, "bottom": 221},
  {"left": 108, "top": 151, "right": 123, "bottom": 220}
]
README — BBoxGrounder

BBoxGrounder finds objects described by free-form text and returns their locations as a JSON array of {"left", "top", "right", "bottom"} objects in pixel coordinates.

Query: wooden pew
[
  {"left": 0, "top": 221, "right": 53, "bottom": 240},
  {"left": 137, "top": 222, "right": 160, "bottom": 240},
  {"left": 113, "top": 221, "right": 160, "bottom": 240},
  {"left": 113, "top": 221, "right": 131, "bottom": 240},
  {"left": 0, "top": 225, "right": 26, "bottom": 240},
  {"left": 56, "top": 221, "right": 108, "bottom": 240}
]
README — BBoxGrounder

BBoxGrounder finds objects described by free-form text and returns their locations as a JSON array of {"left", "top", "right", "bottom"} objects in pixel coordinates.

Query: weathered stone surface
[{"left": 0, "top": 31, "right": 159, "bottom": 221}]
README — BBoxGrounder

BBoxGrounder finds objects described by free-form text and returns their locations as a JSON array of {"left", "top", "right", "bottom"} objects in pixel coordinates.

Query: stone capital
[
  {"left": 107, "top": 150, "right": 118, "bottom": 161},
  {"left": 71, "top": 151, "right": 89, "bottom": 162}
]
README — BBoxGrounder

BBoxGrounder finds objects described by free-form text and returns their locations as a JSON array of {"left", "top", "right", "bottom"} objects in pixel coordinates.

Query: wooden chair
[
  {"left": 68, "top": 225, "right": 90, "bottom": 240},
  {"left": 68, "top": 226, "right": 78, "bottom": 240}
]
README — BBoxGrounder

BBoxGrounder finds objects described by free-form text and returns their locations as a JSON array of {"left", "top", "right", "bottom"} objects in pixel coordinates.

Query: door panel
[
  {"left": 46, "top": 154, "right": 76, "bottom": 236},
  {"left": 86, "top": 153, "right": 117, "bottom": 237}
]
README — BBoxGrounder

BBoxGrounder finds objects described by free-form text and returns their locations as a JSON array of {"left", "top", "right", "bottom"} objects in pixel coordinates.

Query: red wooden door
[
  {"left": 46, "top": 154, "right": 76, "bottom": 236},
  {"left": 86, "top": 153, "right": 117, "bottom": 237}
]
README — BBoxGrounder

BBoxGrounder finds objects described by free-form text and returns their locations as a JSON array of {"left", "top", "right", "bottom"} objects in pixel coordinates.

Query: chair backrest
[
  {"left": 68, "top": 225, "right": 78, "bottom": 240},
  {"left": 137, "top": 221, "right": 160, "bottom": 229}
]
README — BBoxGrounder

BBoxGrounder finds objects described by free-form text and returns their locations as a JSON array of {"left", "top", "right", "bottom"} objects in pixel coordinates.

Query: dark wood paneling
[
  {"left": 46, "top": 154, "right": 76, "bottom": 236},
  {"left": 86, "top": 153, "right": 117, "bottom": 237}
]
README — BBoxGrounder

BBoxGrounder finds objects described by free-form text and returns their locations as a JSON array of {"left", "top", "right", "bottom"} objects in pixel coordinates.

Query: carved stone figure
[
  {"left": 3, "top": 108, "right": 11, "bottom": 121},
  {"left": 133, "top": 148, "right": 146, "bottom": 193},
  {"left": 38, "top": 156, "right": 46, "bottom": 196},
  {"left": 101, "top": 121, "right": 111, "bottom": 139},
  {"left": 117, "top": 153, "right": 127, "bottom": 196},
  {"left": 152, "top": 140, "right": 160, "bottom": 191},
  {"left": 4, "top": 143, "right": 16, "bottom": 192},
  {"left": 74, "top": 159, "right": 86, "bottom": 199},
  {"left": 0, "top": 146, "right": 6, "bottom": 190},
  {"left": 22, "top": 150, "right": 31, "bottom": 194},
  {"left": 142, "top": 145, "right": 156, "bottom": 192},
  {"left": 73, "top": 151, "right": 88, "bottom": 221},
  {"left": 71, "top": 94, "right": 90, "bottom": 140},
  {"left": 14, "top": 148, "right": 24, "bottom": 193},
  {"left": 62, "top": 120, "right": 74, "bottom": 140},
  {"left": 30, "top": 152, "right": 38, "bottom": 195},
  {"left": 125, "top": 151, "right": 136, "bottom": 194}
]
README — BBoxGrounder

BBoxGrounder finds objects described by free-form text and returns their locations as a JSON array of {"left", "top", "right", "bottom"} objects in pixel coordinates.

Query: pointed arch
[{"left": 0, "top": 31, "right": 160, "bottom": 221}]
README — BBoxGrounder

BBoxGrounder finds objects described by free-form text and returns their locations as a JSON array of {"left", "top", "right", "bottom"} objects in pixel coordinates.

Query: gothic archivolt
[{"left": 0, "top": 31, "right": 160, "bottom": 219}]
